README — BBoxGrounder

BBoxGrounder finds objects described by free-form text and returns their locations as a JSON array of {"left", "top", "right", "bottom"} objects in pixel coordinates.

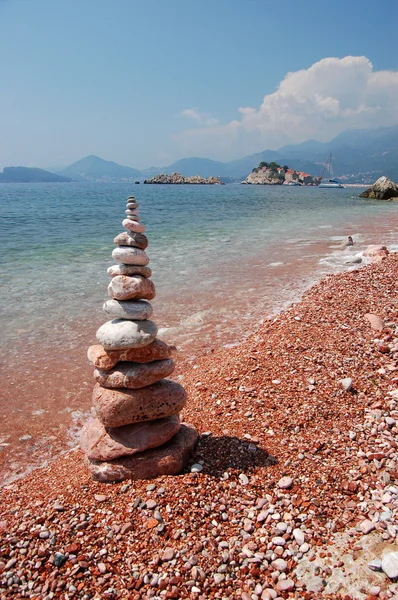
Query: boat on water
[
  {"left": 319, "top": 154, "right": 344, "bottom": 188},
  {"left": 285, "top": 180, "right": 302, "bottom": 186}
]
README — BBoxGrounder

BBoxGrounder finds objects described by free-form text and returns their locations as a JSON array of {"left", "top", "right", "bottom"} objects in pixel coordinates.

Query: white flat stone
[
  {"left": 103, "top": 299, "right": 153, "bottom": 320},
  {"left": 382, "top": 551, "right": 398, "bottom": 579},
  {"left": 340, "top": 377, "right": 353, "bottom": 391},
  {"left": 112, "top": 247, "right": 149, "bottom": 265},
  {"left": 96, "top": 319, "right": 158, "bottom": 350}
]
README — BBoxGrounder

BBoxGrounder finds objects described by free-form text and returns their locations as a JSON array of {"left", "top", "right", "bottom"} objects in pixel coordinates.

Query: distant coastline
[{"left": 0, "top": 166, "right": 71, "bottom": 183}]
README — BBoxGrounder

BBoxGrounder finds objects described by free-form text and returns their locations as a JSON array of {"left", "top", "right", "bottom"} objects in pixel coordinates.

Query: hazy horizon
[{"left": 1, "top": 0, "right": 398, "bottom": 170}]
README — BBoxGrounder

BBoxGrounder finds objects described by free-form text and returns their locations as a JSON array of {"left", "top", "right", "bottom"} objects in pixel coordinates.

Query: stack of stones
[{"left": 80, "top": 195, "right": 198, "bottom": 483}]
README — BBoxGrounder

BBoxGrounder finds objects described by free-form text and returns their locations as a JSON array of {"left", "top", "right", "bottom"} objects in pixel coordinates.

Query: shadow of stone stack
[{"left": 80, "top": 195, "right": 198, "bottom": 483}]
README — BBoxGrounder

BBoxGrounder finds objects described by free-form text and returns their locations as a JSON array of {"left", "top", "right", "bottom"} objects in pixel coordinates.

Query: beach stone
[
  {"left": 276, "top": 580, "right": 295, "bottom": 592},
  {"left": 87, "top": 340, "right": 175, "bottom": 370},
  {"left": 107, "top": 264, "right": 151, "bottom": 278},
  {"left": 114, "top": 232, "right": 148, "bottom": 250},
  {"left": 108, "top": 276, "right": 155, "bottom": 301},
  {"left": 96, "top": 319, "right": 157, "bottom": 350},
  {"left": 271, "top": 558, "right": 287, "bottom": 572},
  {"left": 293, "top": 528, "right": 305, "bottom": 546},
  {"left": 359, "top": 519, "right": 375, "bottom": 534},
  {"left": 92, "top": 380, "right": 187, "bottom": 427},
  {"left": 382, "top": 551, "right": 398, "bottom": 579},
  {"left": 112, "top": 247, "right": 149, "bottom": 266},
  {"left": 278, "top": 476, "right": 293, "bottom": 489},
  {"left": 123, "top": 218, "right": 145, "bottom": 234},
  {"left": 79, "top": 415, "right": 181, "bottom": 461},
  {"left": 86, "top": 424, "right": 198, "bottom": 482},
  {"left": 103, "top": 299, "right": 153, "bottom": 321},
  {"left": 363, "top": 244, "right": 389, "bottom": 257},
  {"left": 126, "top": 202, "right": 138, "bottom": 210},
  {"left": 94, "top": 358, "right": 175, "bottom": 389},
  {"left": 191, "top": 463, "right": 203, "bottom": 473},
  {"left": 340, "top": 377, "right": 353, "bottom": 391},
  {"left": 368, "top": 559, "right": 383, "bottom": 572},
  {"left": 364, "top": 313, "right": 384, "bottom": 331}
]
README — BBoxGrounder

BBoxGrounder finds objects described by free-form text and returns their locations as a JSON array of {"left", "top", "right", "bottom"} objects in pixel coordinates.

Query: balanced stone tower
[{"left": 80, "top": 195, "right": 198, "bottom": 483}]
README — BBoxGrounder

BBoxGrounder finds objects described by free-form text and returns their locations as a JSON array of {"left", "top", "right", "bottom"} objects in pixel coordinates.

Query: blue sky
[{"left": 1, "top": 0, "right": 397, "bottom": 169}]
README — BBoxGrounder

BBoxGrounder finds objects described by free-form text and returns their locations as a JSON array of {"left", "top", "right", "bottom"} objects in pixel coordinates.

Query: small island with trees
[
  {"left": 144, "top": 172, "right": 224, "bottom": 185},
  {"left": 242, "top": 161, "right": 319, "bottom": 185}
]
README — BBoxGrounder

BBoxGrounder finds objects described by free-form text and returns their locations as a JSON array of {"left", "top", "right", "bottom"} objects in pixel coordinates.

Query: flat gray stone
[
  {"left": 96, "top": 318, "right": 157, "bottom": 350},
  {"left": 107, "top": 264, "right": 151, "bottom": 278},
  {"left": 103, "top": 299, "right": 153, "bottom": 320},
  {"left": 94, "top": 358, "right": 175, "bottom": 389},
  {"left": 112, "top": 247, "right": 149, "bottom": 266}
]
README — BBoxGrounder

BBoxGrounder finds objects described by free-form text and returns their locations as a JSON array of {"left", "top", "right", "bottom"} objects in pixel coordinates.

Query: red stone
[{"left": 86, "top": 424, "right": 198, "bottom": 483}]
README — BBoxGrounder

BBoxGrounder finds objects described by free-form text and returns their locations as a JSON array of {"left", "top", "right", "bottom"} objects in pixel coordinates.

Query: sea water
[{"left": 1, "top": 182, "right": 398, "bottom": 483}]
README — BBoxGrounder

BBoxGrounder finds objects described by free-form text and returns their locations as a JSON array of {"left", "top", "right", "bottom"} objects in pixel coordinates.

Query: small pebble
[
  {"left": 191, "top": 464, "right": 203, "bottom": 473},
  {"left": 94, "top": 494, "right": 107, "bottom": 502},
  {"left": 277, "top": 476, "right": 293, "bottom": 490},
  {"left": 340, "top": 377, "right": 353, "bottom": 391}
]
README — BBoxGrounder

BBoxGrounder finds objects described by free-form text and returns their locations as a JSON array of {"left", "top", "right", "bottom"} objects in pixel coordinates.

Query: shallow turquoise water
[{"left": 1, "top": 182, "right": 398, "bottom": 350}]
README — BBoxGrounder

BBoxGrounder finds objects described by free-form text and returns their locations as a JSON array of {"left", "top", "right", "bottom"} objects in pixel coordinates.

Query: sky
[{"left": 1, "top": 0, "right": 398, "bottom": 170}]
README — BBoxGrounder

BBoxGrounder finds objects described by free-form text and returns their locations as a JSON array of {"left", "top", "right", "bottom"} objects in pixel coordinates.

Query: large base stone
[
  {"left": 94, "top": 358, "right": 175, "bottom": 389},
  {"left": 85, "top": 424, "right": 198, "bottom": 482},
  {"left": 80, "top": 415, "right": 181, "bottom": 461},
  {"left": 88, "top": 340, "right": 175, "bottom": 370},
  {"left": 92, "top": 379, "right": 187, "bottom": 427}
]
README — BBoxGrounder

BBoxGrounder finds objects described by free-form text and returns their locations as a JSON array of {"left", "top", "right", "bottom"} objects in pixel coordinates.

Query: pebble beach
[{"left": 1, "top": 252, "right": 398, "bottom": 600}]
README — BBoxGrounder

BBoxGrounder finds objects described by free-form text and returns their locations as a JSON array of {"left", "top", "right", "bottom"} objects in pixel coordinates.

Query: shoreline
[
  {"left": 1, "top": 255, "right": 398, "bottom": 598},
  {"left": 0, "top": 224, "right": 395, "bottom": 487}
]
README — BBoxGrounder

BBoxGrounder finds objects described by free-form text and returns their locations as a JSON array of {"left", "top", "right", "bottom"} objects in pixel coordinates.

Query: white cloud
[
  {"left": 176, "top": 56, "right": 398, "bottom": 159},
  {"left": 180, "top": 107, "right": 219, "bottom": 126}
]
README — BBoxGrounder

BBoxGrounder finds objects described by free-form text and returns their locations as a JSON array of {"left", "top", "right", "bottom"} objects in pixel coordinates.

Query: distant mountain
[
  {"left": 59, "top": 155, "right": 143, "bottom": 182},
  {"left": 0, "top": 166, "right": 71, "bottom": 183},
  {"left": 277, "top": 125, "right": 398, "bottom": 182},
  {"left": 56, "top": 124, "right": 398, "bottom": 184},
  {"left": 156, "top": 157, "right": 229, "bottom": 178}
]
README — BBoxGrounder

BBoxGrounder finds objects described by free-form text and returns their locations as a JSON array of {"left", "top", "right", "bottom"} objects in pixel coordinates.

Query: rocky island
[
  {"left": 144, "top": 172, "right": 224, "bottom": 184},
  {"left": 359, "top": 176, "right": 398, "bottom": 200},
  {"left": 242, "top": 161, "right": 319, "bottom": 185}
]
